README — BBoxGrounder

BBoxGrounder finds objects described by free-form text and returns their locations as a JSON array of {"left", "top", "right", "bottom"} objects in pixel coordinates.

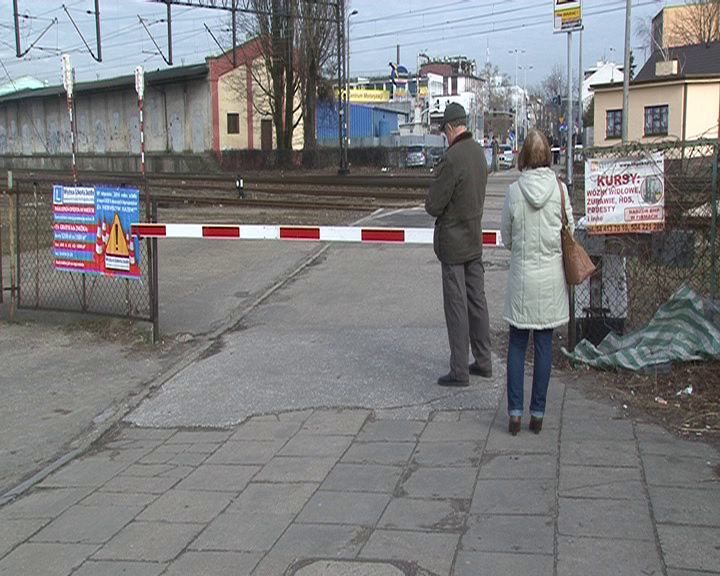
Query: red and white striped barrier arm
[{"left": 131, "top": 224, "right": 503, "bottom": 247}]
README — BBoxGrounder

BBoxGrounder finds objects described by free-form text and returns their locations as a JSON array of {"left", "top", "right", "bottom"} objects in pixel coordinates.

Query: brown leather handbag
[{"left": 557, "top": 177, "right": 596, "bottom": 285}]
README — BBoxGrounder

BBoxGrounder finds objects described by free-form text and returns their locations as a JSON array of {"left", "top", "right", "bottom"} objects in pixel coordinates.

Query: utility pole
[
  {"left": 622, "top": 0, "right": 632, "bottom": 143},
  {"left": 566, "top": 32, "right": 573, "bottom": 192},
  {"left": 578, "top": 29, "right": 583, "bottom": 146}
]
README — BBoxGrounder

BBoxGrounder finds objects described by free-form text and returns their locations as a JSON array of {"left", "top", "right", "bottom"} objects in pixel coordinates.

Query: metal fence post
[
  {"left": 9, "top": 187, "right": 17, "bottom": 320},
  {"left": 568, "top": 285, "right": 576, "bottom": 351},
  {"left": 149, "top": 198, "right": 159, "bottom": 344},
  {"left": 712, "top": 142, "right": 718, "bottom": 300},
  {"left": 33, "top": 181, "right": 40, "bottom": 307}
]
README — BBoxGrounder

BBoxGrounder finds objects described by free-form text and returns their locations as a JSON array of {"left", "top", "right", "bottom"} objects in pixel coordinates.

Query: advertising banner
[
  {"left": 349, "top": 88, "right": 390, "bottom": 103},
  {"left": 53, "top": 185, "right": 141, "bottom": 278},
  {"left": 584, "top": 153, "right": 665, "bottom": 235},
  {"left": 553, "top": 0, "right": 583, "bottom": 33}
]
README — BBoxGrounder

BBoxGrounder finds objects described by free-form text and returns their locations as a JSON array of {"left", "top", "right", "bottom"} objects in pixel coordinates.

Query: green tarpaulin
[{"left": 564, "top": 286, "right": 720, "bottom": 371}]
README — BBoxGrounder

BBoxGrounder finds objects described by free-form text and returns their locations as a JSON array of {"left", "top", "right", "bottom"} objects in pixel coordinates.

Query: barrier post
[{"left": 150, "top": 199, "right": 159, "bottom": 343}]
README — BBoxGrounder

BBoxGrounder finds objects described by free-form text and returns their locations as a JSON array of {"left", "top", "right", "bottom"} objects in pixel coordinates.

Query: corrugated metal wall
[{"left": 317, "top": 102, "right": 403, "bottom": 143}]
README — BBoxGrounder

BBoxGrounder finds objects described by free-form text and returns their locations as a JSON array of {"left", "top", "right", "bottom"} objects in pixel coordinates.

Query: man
[
  {"left": 491, "top": 135, "right": 500, "bottom": 172},
  {"left": 425, "top": 103, "right": 492, "bottom": 387}
]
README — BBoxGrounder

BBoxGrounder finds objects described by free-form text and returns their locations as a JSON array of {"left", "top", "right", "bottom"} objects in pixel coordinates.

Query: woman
[{"left": 500, "top": 130, "right": 574, "bottom": 435}]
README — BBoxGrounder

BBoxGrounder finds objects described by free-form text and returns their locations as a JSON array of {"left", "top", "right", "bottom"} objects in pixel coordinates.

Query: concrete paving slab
[
  {"left": 357, "top": 420, "right": 426, "bottom": 443},
  {"left": 341, "top": 442, "right": 416, "bottom": 466},
  {"left": 164, "top": 431, "right": 232, "bottom": 444},
  {"left": 377, "top": 497, "right": 467, "bottom": 532},
  {"left": 296, "top": 491, "right": 391, "bottom": 526},
  {"left": 419, "top": 414, "right": 493, "bottom": 442},
  {"left": 557, "top": 536, "right": 663, "bottom": 576},
  {"left": 174, "top": 464, "right": 259, "bottom": 492},
  {"left": 30, "top": 503, "right": 140, "bottom": 544},
  {"left": 92, "top": 521, "right": 203, "bottom": 562},
  {"left": 37, "top": 457, "right": 129, "bottom": 488},
  {"left": 398, "top": 467, "right": 477, "bottom": 499},
  {"left": 658, "top": 525, "right": 720, "bottom": 572},
  {"left": 462, "top": 514, "right": 554, "bottom": 554},
  {"left": 225, "top": 482, "right": 317, "bottom": 516},
  {"left": 100, "top": 475, "right": 181, "bottom": 495},
  {"left": 649, "top": 485, "right": 720, "bottom": 526},
  {"left": 75, "top": 491, "right": 159, "bottom": 508},
  {"left": 559, "top": 466, "right": 645, "bottom": 500},
  {"left": 360, "top": 529, "right": 460, "bottom": 576},
  {"left": 558, "top": 497, "right": 655, "bottom": 540},
  {"left": 300, "top": 410, "right": 371, "bottom": 436},
  {"left": 204, "top": 439, "right": 285, "bottom": 465},
  {"left": 411, "top": 441, "right": 483, "bottom": 468},
  {"left": 293, "top": 560, "right": 406, "bottom": 576},
  {"left": 560, "top": 440, "right": 640, "bottom": 468},
  {"left": 229, "top": 418, "right": 303, "bottom": 441},
  {"left": 270, "top": 523, "right": 369, "bottom": 559},
  {"left": 254, "top": 456, "right": 337, "bottom": 483},
  {"left": 72, "top": 560, "right": 167, "bottom": 576},
  {"left": 471, "top": 479, "right": 556, "bottom": 516},
  {"left": 641, "top": 454, "right": 720, "bottom": 487},
  {"left": 561, "top": 416, "right": 635, "bottom": 441},
  {"left": 477, "top": 453, "right": 557, "bottom": 479},
  {"left": 320, "top": 463, "right": 405, "bottom": 493},
  {"left": 454, "top": 551, "right": 553, "bottom": 576},
  {"left": 0, "top": 487, "right": 94, "bottom": 520},
  {"left": 163, "top": 551, "right": 262, "bottom": 576},
  {"left": 0, "top": 542, "right": 98, "bottom": 576},
  {"left": 666, "top": 570, "right": 720, "bottom": 576},
  {"left": 136, "top": 490, "right": 233, "bottom": 523},
  {"left": 635, "top": 423, "right": 720, "bottom": 459},
  {"left": 278, "top": 434, "right": 353, "bottom": 458},
  {"left": 190, "top": 511, "right": 294, "bottom": 552},
  {"left": 0, "top": 518, "right": 49, "bottom": 557}
]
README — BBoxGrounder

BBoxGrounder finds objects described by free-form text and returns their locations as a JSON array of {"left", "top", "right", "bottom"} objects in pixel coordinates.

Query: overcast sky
[{"left": 0, "top": 0, "right": 670, "bottom": 90}]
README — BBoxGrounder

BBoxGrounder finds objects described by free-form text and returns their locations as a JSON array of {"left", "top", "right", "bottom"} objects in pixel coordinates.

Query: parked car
[
  {"left": 406, "top": 146, "right": 428, "bottom": 168},
  {"left": 499, "top": 145, "right": 515, "bottom": 169}
]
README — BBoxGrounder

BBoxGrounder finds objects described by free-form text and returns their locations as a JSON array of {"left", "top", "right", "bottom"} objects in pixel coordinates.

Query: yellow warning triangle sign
[{"left": 106, "top": 214, "right": 129, "bottom": 257}]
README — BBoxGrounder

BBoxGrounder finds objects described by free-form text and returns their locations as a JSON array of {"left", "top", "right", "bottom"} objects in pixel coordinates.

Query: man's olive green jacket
[{"left": 425, "top": 131, "right": 488, "bottom": 264}]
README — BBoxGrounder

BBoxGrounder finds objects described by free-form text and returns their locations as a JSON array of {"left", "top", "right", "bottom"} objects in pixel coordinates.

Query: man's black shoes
[
  {"left": 437, "top": 373, "right": 470, "bottom": 387},
  {"left": 469, "top": 362, "right": 493, "bottom": 378}
]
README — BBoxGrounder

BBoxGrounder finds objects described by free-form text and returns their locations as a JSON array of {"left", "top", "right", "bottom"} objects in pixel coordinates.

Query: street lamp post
[
  {"left": 508, "top": 48, "right": 525, "bottom": 151},
  {"left": 519, "top": 63, "right": 533, "bottom": 140},
  {"left": 346, "top": 9, "right": 358, "bottom": 147}
]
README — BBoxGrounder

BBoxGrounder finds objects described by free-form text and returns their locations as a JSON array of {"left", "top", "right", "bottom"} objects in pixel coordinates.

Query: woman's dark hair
[{"left": 518, "top": 129, "right": 552, "bottom": 171}]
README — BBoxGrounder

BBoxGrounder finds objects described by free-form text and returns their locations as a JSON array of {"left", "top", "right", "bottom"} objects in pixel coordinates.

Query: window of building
[
  {"left": 227, "top": 113, "right": 240, "bottom": 134},
  {"left": 644, "top": 105, "right": 668, "bottom": 136},
  {"left": 606, "top": 109, "right": 623, "bottom": 139}
]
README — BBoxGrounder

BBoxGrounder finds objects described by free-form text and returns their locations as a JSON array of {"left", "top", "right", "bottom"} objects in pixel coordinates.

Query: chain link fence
[
  {"left": 569, "top": 139, "right": 719, "bottom": 348},
  {"left": 10, "top": 180, "right": 153, "bottom": 322}
]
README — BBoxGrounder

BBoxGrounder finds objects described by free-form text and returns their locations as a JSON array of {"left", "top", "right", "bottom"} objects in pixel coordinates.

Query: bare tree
[
  {"left": 235, "top": 0, "right": 299, "bottom": 153},
  {"left": 221, "top": 0, "right": 341, "bottom": 155},
  {"left": 479, "top": 62, "right": 513, "bottom": 141},
  {"left": 667, "top": 0, "right": 719, "bottom": 47},
  {"left": 539, "top": 65, "right": 565, "bottom": 144},
  {"left": 296, "top": 0, "right": 338, "bottom": 152}
]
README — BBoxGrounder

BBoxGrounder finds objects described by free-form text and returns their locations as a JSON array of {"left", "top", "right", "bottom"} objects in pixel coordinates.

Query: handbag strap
[{"left": 556, "top": 176, "right": 569, "bottom": 227}]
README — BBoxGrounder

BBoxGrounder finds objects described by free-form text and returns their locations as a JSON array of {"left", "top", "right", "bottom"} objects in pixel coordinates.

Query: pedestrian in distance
[
  {"left": 500, "top": 129, "right": 574, "bottom": 435},
  {"left": 425, "top": 103, "right": 493, "bottom": 387},
  {"left": 491, "top": 135, "right": 500, "bottom": 172}
]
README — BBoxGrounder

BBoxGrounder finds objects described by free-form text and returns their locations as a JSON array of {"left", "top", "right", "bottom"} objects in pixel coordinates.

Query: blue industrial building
[{"left": 316, "top": 102, "right": 407, "bottom": 146}]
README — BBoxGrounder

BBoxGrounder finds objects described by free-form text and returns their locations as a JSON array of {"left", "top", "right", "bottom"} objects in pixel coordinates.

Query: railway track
[{"left": 10, "top": 169, "right": 431, "bottom": 210}]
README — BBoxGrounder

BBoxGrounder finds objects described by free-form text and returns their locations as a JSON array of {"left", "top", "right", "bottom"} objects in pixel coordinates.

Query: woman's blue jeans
[{"left": 507, "top": 326, "right": 554, "bottom": 418}]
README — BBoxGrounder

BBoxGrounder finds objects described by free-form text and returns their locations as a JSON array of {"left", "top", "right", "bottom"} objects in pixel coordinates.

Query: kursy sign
[{"left": 584, "top": 153, "right": 665, "bottom": 235}]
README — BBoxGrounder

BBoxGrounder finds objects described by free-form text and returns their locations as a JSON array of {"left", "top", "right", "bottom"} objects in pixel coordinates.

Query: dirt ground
[{"left": 569, "top": 360, "right": 720, "bottom": 447}]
